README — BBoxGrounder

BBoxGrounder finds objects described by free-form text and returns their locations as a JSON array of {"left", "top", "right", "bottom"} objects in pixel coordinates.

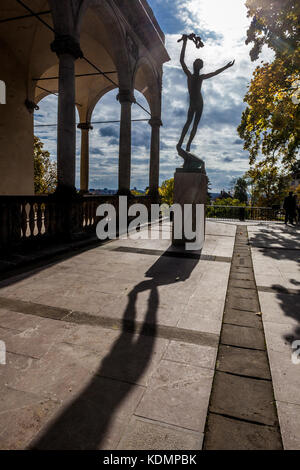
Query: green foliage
[
  {"left": 238, "top": 0, "right": 300, "bottom": 168},
  {"left": 206, "top": 176, "right": 212, "bottom": 204},
  {"left": 34, "top": 136, "right": 57, "bottom": 194},
  {"left": 246, "top": 160, "right": 291, "bottom": 206},
  {"left": 233, "top": 177, "right": 248, "bottom": 203},
  {"left": 213, "top": 197, "right": 246, "bottom": 207},
  {"left": 131, "top": 189, "right": 144, "bottom": 196},
  {"left": 245, "top": 0, "right": 299, "bottom": 61},
  {"left": 159, "top": 178, "right": 174, "bottom": 206}
]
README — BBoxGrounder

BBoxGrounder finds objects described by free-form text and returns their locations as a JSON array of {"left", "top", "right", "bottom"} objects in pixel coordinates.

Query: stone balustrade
[{"left": 0, "top": 195, "right": 155, "bottom": 252}]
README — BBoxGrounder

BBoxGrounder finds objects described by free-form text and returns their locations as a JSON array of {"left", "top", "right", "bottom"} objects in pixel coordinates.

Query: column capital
[
  {"left": 116, "top": 89, "right": 136, "bottom": 104},
  {"left": 25, "top": 99, "right": 39, "bottom": 114},
  {"left": 51, "top": 34, "right": 83, "bottom": 59},
  {"left": 149, "top": 117, "right": 163, "bottom": 128},
  {"left": 77, "top": 122, "right": 93, "bottom": 130}
]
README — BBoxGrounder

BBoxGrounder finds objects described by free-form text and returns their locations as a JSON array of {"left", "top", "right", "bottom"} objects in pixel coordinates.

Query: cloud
[
  {"left": 99, "top": 126, "right": 119, "bottom": 138},
  {"left": 90, "top": 147, "right": 104, "bottom": 155},
  {"left": 108, "top": 138, "right": 119, "bottom": 146},
  {"left": 33, "top": 2, "right": 274, "bottom": 192}
]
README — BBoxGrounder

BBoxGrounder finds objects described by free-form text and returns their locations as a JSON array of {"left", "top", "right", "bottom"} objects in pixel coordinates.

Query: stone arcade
[
  {"left": 0, "top": 0, "right": 169, "bottom": 249},
  {"left": 0, "top": 0, "right": 169, "bottom": 196}
]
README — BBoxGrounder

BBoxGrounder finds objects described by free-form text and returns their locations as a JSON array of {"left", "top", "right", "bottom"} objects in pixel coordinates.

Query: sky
[{"left": 34, "top": 0, "right": 273, "bottom": 192}]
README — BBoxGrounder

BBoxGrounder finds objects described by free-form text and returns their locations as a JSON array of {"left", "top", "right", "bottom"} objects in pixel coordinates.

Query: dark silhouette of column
[
  {"left": 78, "top": 122, "right": 93, "bottom": 193},
  {"left": 51, "top": 35, "right": 83, "bottom": 195},
  {"left": 117, "top": 90, "right": 135, "bottom": 195},
  {"left": 149, "top": 117, "right": 162, "bottom": 198}
]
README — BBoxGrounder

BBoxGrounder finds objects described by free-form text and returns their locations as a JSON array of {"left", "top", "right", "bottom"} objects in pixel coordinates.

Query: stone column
[
  {"left": 78, "top": 122, "right": 93, "bottom": 193},
  {"left": 117, "top": 90, "right": 135, "bottom": 195},
  {"left": 51, "top": 35, "right": 83, "bottom": 195},
  {"left": 149, "top": 117, "right": 162, "bottom": 198}
]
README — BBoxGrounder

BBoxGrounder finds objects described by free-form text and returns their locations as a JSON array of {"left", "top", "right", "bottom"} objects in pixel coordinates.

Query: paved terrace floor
[
  {"left": 0, "top": 220, "right": 299, "bottom": 449},
  {"left": 248, "top": 222, "right": 300, "bottom": 450}
]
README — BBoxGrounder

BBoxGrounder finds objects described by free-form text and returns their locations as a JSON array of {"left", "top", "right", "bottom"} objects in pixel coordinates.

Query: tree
[
  {"left": 213, "top": 197, "right": 245, "bottom": 207},
  {"left": 291, "top": 160, "right": 300, "bottom": 179},
  {"left": 34, "top": 136, "right": 57, "bottom": 194},
  {"left": 159, "top": 178, "right": 174, "bottom": 206},
  {"left": 206, "top": 176, "right": 212, "bottom": 204},
  {"left": 233, "top": 177, "right": 248, "bottom": 203},
  {"left": 238, "top": 0, "right": 300, "bottom": 168},
  {"left": 246, "top": 161, "right": 291, "bottom": 206}
]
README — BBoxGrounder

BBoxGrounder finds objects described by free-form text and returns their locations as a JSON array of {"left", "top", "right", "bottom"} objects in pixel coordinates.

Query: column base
[
  {"left": 147, "top": 189, "right": 161, "bottom": 203},
  {"left": 54, "top": 184, "right": 78, "bottom": 199},
  {"left": 117, "top": 188, "right": 133, "bottom": 197}
]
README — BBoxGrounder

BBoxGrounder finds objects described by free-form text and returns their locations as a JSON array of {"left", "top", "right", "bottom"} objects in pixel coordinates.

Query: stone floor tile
[
  {"left": 276, "top": 401, "right": 300, "bottom": 450},
  {"left": 217, "top": 344, "right": 271, "bottom": 379},
  {"left": 163, "top": 341, "right": 217, "bottom": 370},
  {"left": 118, "top": 417, "right": 203, "bottom": 450},
  {"left": 204, "top": 413, "right": 282, "bottom": 450},
  {"left": 136, "top": 359, "right": 214, "bottom": 432},
  {"left": 209, "top": 371, "right": 278, "bottom": 426}
]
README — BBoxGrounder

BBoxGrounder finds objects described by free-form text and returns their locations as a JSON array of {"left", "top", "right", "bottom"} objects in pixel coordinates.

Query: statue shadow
[{"left": 28, "top": 248, "right": 200, "bottom": 449}]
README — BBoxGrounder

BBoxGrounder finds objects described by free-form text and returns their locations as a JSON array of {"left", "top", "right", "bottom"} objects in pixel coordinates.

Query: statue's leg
[
  {"left": 177, "top": 108, "right": 194, "bottom": 148},
  {"left": 186, "top": 110, "right": 202, "bottom": 152}
]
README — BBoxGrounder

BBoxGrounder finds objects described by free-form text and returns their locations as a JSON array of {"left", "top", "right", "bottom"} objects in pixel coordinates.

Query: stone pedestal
[{"left": 172, "top": 168, "right": 207, "bottom": 250}]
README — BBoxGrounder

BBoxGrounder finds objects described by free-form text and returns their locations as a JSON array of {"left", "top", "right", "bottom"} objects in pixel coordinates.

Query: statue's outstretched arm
[
  {"left": 180, "top": 36, "right": 191, "bottom": 76},
  {"left": 202, "top": 60, "right": 235, "bottom": 79}
]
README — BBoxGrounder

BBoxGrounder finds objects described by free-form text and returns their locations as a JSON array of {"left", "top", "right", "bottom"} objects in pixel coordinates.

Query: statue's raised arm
[
  {"left": 202, "top": 60, "right": 235, "bottom": 80},
  {"left": 179, "top": 35, "right": 191, "bottom": 76}
]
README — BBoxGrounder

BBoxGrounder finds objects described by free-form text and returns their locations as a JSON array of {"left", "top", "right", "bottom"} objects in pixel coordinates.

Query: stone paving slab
[
  {"left": 204, "top": 413, "right": 282, "bottom": 450},
  {"left": 0, "top": 396, "right": 59, "bottom": 450},
  {"left": 226, "top": 296, "right": 260, "bottom": 312},
  {"left": 136, "top": 359, "right": 214, "bottom": 432},
  {"left": 209, "top": 371, "right": 278, "bottom": 426},
  {"left": 163, "top": 341, "right": 217, "bottom": 370},
  {"left": 221, "top": 324, "right": 266, "bottom": 350},
  {"left": 224, "top": 308, "right": 263, "bottom": 329},
  {"left": 117, "top": 417, "right": 203, "bottom": 450},
  {"left": 217, "top": 345, "right": 271, "bottom": 379},
  {"left": 276, "top": 401, "right": 300, "bottom": 450}
]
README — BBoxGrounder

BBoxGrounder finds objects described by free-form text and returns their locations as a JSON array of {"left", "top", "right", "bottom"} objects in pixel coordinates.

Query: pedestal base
[{"left": 172, "top": 168, "right": 207, "bottom": 249}]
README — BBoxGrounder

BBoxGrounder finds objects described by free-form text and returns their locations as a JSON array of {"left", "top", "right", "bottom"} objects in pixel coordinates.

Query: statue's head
[{"left": 193, "top": 58, "right": 203, "bottom": 73}]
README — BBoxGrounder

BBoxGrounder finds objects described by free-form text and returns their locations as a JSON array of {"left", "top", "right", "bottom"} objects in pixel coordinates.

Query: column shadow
[{"left": 28, "top": 248, "right": 199, "bottom": 449}]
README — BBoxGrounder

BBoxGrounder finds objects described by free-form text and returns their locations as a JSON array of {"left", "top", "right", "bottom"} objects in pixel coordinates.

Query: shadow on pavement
[
  {"left": 28, "top": 247, "right": 199, "bottom": 449},
  {"left": 250, "top": 223, "right": 300, "bottom": 344}
]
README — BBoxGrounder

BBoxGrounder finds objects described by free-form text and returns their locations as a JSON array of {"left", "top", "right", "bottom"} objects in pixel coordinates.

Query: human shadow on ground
[
  {"left": 249, "top": 223, "right": 300, "bottom": 344},
  {"left": 28, "top": 248, "right": 199, "bottom": 449}
]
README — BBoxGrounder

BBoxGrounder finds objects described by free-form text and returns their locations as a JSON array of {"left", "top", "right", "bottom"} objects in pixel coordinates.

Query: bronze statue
[{"left": 177, "top": 34, "right": 235, "bottom": 170}]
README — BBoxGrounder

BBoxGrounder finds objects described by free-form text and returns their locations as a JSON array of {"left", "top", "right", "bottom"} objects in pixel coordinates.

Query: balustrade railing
[
  {"left": 206, "top": 205, "right": 285, "bottom": 222},
  {"left": 0, "top": 194, "right": 155, "bottom": 252}
]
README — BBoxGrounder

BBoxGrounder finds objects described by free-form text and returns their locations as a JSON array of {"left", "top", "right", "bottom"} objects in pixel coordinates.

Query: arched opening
[
  {"left": 87, "top": 88, "right": 151, "bottom": 194},
  {"left": 34, "top": 94, "right": 83, "bottom": 193},
  {"left": 131, "top": 90, "right": 151, "bottom": 193},
  {"left": 88, "top": 89, "right": 120, "bottom": 193},
  {"left": 33, "top": 94, "right": 58, "bottom": 194}
]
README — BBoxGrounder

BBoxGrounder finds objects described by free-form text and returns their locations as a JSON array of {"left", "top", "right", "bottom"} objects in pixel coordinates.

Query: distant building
[{"left": 219, "top": 190, "right": 233, "bottom": 200}]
